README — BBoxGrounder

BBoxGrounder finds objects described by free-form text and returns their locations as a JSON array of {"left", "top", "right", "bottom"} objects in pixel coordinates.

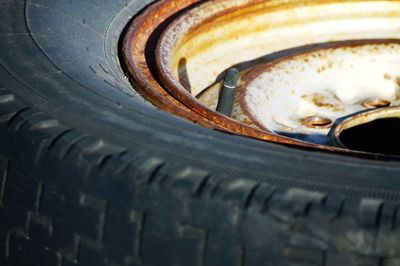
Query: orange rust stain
[
  {"left": 307, "top": 93, "right": 344, "bottom": 112},
  {"left": 384, "top": 73, "right": 392, "bottom": 80},
  {"left": 173, "top": 0, "right": 397, "bottom": 61},
  {"left": 317, "top": 66, "right": 326, "bottom": 73},
  {"left": 396, "top": 77, "right": 400, "bottom": 86}
]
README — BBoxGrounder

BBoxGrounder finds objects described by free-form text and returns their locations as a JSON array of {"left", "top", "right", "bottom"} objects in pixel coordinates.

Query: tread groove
[
  {"left": 33, "top": 182, "right": 44, "bottom": 213},
  {"left": 0, "top": 158, "right": 10, "bottom": 207},
  {"left": 112, "top": 151, "right": 130, "bottom": 174},
  {"left": 14, "top": 112, "right": 43, "bottom": 132},
  {"left": 243, "top": 184, "right": 260, "bottom": 209},
  {"left": 47, "top": 129, "right": 73, "bottom": 151},
  {"left": 125, "top": 210, "right": 145, "bottom": 265},
  {"left": 261, "top": 188, "right": 278, "bottom": 213},
  {"left": 238, "top": 246, "right": 246, "bottom": 266},
  {"left": 62, "top": 135, "right": 88, "bottom": 160},
  {"left": 179, "top": 224, "right": 208, "bottom": 266},
  {"left": 3, "top": 107, "right": 30, "bottom": 126}
]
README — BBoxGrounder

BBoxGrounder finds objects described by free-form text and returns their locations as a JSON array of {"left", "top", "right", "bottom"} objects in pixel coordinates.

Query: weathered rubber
[{"left": 1, "top": 0, "right": 400, "bottom": 265}]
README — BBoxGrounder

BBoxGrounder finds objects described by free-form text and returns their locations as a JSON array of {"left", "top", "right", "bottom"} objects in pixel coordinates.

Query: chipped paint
[{"left": 240, "top": 42, "right": 400, "bottom": 138}]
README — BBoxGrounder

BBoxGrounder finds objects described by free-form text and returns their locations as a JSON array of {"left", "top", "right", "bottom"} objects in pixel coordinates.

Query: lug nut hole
[
  {"left": 302, "top": 116, "right": 333, "bottom": 129},
  {"left": 339, "top": 118, "right": 400, "bottom": 156},
  {"left": 362, "top": 98, "right": 391, "bottom": 109}
]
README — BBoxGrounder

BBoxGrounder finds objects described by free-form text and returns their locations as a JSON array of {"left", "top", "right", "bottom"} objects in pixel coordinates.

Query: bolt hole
[
  {"left": 339, "top": 118, "right": 400, "bottom": 155},
  {"left": 302, "top": 116, "right": 333, "bottom": 129},
  {"left": 362, "top": 98, "right": 391, "bottom": 109}
]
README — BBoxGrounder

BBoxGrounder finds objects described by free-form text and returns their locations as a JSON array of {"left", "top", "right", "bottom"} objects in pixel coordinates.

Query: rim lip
[
  {"left": 120, "top": 0, "right": 396, "bottom": 159},
  {"left": 332, "top": 106, "right": 400, "bottom": 149},
  {"left": 154, "top": 0, "right": 331, "bottom": 148},
  {"left": 121, "top": 0, "right": 221, "bottom": 129}
]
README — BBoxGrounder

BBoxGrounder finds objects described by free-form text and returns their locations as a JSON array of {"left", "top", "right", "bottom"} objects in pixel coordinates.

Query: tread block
[
  {"left": 0, "top": 206, "right": 29, "bottom": 258},
  {"left": 40, "top": 189, "right": 109, "bottom": 263},
  {"left": 0, "top": 105, "right": 29, "bottom": 125},
  {"left": 178, "top": 224, "right": 208, "bottom": 266},
  {"left": 7, "top": 107, "right": 42, "bottom": 132},
  {"left": 359, "top": 199, "right": 383, "bottom": 227},
  {"left": 127, "top": 156, "right": 165, "bottom": 184},
  {"left": 66, "top": 137, "right": 104, "bottom": 166},
  {"left": 16, "top": 119, "right": 69, "bottom": 165},
  {"left": 77, "top": 193, "right": 107, "bottom": 245},
  {"left": 63, "top": 136, "right": 124, "bottom": 180},
  {"left": 3, "top": 165, "right": 41, "bottom": 212},
  {"left": 0, "top": 94, "right": 14, "bottom": 104},
  {"left": 379, "top": 203, "right": 397, "bottom": 229},
  {"left": 28, "top": 118, "right": 58, "bottom": 132},
  {"left": 40, "top": 183, "right": 81, "bottom": 258},
  {"left": 310, "top": 195, "right": 345, "bottom": 220},
  {"left": 96, "top": 151, "right": 130, "bottom": 175},
  {"left": 215, "top": 178, "right": 258, "bottom": 208},
  {"left": 8, "top": 231, "right": 60, "bottom": 266},
  {"left": 47, "top": 130, "right": 87, "bottom": 160},
  {"left": 0, "top": 111, "right": 18, "bottom": 125},
  {"left": 249, "top": 183, "right": 276, "bottom": 211},
  {"left": 168, "top": 167, "right": 209, "bottom": 196},
  {"left": 42, "top": 190, "right": 107, "bottom": 253},
  {"left": 204, "top": 232, "right": 244, "bottom": 266},
  {"left": 103, "top": 207, "right": 144, "bottom": 265},
  {"left": 141, "top": 214, "right": 208, "bottom": 266},
  {"left": 394, "top": 207, "right": 400, "bottom": 230},
  {"left": 28, "top": 212, "right": 53, "bottom": 235},
  {"left": 125, "top": 210, "right": 145, "bottom": 265},
  {"left": 270, "top": 189, "right": 326, "bottom": 217},
  {"left": 73, "top": 243, "right": 107, "bottom": 266},
  {"left": 27, "top": 213, "right": 54, "bottom": 246}
]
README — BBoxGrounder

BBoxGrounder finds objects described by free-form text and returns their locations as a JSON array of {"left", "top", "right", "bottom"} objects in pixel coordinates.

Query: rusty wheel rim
[{"left": 122, "top": 0, "right": 400, "bottom": 158}]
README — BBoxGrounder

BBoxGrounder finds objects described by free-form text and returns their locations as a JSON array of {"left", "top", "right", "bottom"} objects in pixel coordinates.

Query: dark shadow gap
[{"left": 340, "top": 118, "right": 400, "bottom": 156}]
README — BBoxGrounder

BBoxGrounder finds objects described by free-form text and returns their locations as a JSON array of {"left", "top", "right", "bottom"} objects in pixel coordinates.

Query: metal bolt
[
  {"left": 362, "top": 98, "right": 391, "bottom": 109},
  {"left": 302, "top": 116, "right": 333, "bottom": 129},
  {"left": 216, "top": 68, "right": 239, "bottom": 117}
]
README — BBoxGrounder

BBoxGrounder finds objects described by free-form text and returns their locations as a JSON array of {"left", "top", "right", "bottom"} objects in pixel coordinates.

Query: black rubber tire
[{"left": 1, "top": 1, "right": 400, "bottom": 265}]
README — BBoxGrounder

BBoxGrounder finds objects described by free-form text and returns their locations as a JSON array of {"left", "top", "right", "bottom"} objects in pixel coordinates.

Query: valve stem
[{"left": 216, "top": 68, "right": 239, "bottom": 117}]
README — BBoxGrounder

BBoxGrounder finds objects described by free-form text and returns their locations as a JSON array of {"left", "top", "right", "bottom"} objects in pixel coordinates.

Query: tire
[{"left": 1, "top": 1, "right": 400, "bottom": 265}]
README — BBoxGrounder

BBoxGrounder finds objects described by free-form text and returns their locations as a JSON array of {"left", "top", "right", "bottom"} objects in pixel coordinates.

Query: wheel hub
[{"left": 122, "top": 0, "right": 400, "bottom": 158}]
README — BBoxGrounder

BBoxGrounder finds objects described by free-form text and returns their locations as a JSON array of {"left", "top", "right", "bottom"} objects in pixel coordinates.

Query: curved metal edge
[{"left": 121, "top": 0, "right": 391, "bottom": 159}]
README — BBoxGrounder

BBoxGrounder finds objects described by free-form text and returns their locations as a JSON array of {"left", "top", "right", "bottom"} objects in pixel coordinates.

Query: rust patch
[
  {"left": 362, "top": 98, "right": 391, "bottom": 109},
  {"left": 310, "top": 93, "right": 344, "bottom": 112},
  {"left": 384, "top": 73, "right": 392, "bottom": 80}
]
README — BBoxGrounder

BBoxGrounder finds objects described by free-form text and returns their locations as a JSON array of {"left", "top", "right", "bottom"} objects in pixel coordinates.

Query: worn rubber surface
[{"left": 2, "top": 0, "right": 400, "bottom": 265}]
